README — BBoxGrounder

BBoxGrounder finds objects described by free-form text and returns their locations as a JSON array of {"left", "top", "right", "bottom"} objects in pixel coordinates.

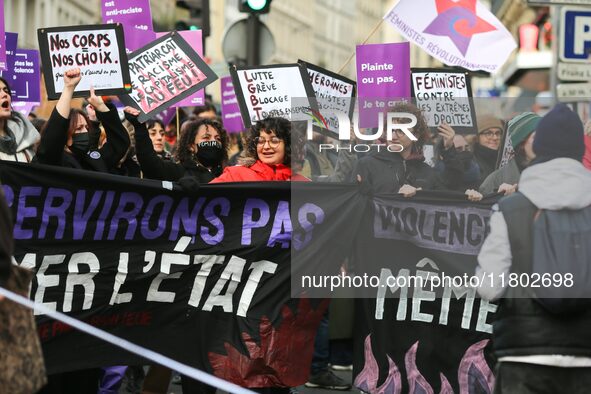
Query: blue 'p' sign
[{"left": 561, "top": 8, "right": 591, "bottom": 63}]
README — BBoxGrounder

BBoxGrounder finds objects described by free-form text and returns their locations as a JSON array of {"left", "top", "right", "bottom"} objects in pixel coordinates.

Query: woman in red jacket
[{"left": 211, "top": 117, "right": 306, "bottom": 182}]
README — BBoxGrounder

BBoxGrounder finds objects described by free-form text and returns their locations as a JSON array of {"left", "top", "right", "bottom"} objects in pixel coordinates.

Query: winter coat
[
  {"left": 433, "top": 146, "right": 481, "bottom": 191},
  {"left": 211, "top": 160, "right": 307, "bottom": 183},
  {"left": 353, "top": 150, "right": 436, "bottom": 195},
  {"left": 473, "top": 143, "right": 498, "bottom": 185},
  {"left": 134, "top": 121, "right": 221, "bottom": 183},
  {"left": 479, "top": 157, "right": 521, "bottom": 195},
  {"left": 35, "top": 107, "right": 130, "bottom": 173},
  {"left": 476, "top": 159, "right": 591, "bottom": 361},
  {"left": 0, "top": 112, "right": 39, "bottom": 162}
]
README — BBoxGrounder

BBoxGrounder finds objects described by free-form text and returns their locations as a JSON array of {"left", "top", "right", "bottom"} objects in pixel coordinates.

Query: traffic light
[
  {"left": 176, "top": 0, "right": 210, "bottom": 37},
  {"left": 238, "top": 0, "right": 272, "bottom": 14}
]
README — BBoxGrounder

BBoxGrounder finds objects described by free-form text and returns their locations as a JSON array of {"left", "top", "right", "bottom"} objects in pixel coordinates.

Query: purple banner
[
  {"left": 101, "top": 0, "right": 155, "bottom": 53},
  {"left": 156, "top": 30, "right": 205, "bottom": 108},
  {"left": 154, "top": 107, "right": 177, "bottom": 127},
  {"left": 11, "top": 101, "right": 40, "bottom": 116},
  {"left": 221, "top": 76, "right": 244, "bottom": 133},
  {"left": 0, "top": 0, "right": 5, "bottom": 70},
  {"left": 4, "top": 32, "right": 17, "bottom": 70},
  {"left": 0, "top": 49, "right": 41, "bottom": 103},
  {"left": 356, "top": 42, "right": 411, "bottom": 128}
]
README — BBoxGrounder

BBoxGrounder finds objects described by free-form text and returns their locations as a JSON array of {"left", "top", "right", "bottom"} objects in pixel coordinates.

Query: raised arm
[
  {"left": 124, "top": 107, "right": 184, "bottom": 181},
  {"left": 35, "top": 68, "right": 81, "bottom": 165}
]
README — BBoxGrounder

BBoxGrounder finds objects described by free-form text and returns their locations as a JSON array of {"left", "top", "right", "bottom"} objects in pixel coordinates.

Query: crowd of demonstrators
[
  {"left": 0, "top": 77, "right": 40, "bottom": 162},
  {"left": 476, "top": 104, "right": 591, "bottom": 394},
  {"left": 479, "top": 112, "right": 540, "bottom": 196}
]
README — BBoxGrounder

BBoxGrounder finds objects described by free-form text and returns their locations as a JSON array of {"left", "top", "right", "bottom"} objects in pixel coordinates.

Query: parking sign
[{"left": 560, "top": 7, "right": 591, "bottom": 62}]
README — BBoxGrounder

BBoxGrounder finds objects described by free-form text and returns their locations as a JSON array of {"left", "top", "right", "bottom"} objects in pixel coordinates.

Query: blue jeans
[{"left": 311, "top": 312, "right": 330, "bottom": 375}]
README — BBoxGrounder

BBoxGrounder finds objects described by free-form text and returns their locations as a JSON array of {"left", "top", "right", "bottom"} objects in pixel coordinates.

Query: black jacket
[
  {"left": 493, "top": 193, "right": 591, "bottom": 358},
  {"left": 134, "top": 121, "right": 221, "bottom": 183},
  {"left": 473, "top": 143, "right": 498, "bottom": 185},
  {"left": 353, "top": 150, "right": 437, "bottom": 195},
  {"left": 0, "top": 186, "right": 12, "bottom": 287},
  {"left": 35, "top": 107, "right": 130, "bottom": 173}
]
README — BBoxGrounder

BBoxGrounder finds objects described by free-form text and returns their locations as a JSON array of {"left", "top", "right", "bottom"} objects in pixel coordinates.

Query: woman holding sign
[
  {"left": 0, "top": 77, "right": 40, "bottom": 162},
  {"left": 125, "top": 107, "right": 228, "bottom": 184},
  {"left": 35, "top": 68, "right": 130, "bottom": 173}
]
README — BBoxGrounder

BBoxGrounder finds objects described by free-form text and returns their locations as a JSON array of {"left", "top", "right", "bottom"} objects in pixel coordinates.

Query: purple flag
[
  {"left": 101, "top": 0, "right": 155, "bottom": 53},
  {"left": 1, "top": 49, "right": 41, "bottom": 103},
  {"left": 11, "top": 101, "right": 40, "bottom": 116},
  {"left": 220, "top": 76, "right": 245, "bottom": 133},
  {"left": 356, "top": 42, "right": 411, "bottom": 128},
  {"left": 0, "top": 0, "right": 5, "bottom": 70},
  {"left": 156, "top": 31, "right": 205, "bottom": 108}
]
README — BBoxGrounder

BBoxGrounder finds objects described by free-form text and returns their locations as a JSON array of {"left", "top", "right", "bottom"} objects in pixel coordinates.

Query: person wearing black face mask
[
  {"left": 35, "top": 68, "right": 130, "bottom": 173},
  {"left": 124, "top": 107, "right": 228, "bottom": 183}
]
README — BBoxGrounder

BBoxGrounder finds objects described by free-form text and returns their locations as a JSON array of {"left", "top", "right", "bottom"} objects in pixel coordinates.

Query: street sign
[
  {"left": 558, "top": 62, "right": 591, "bottom": 81},
  {"left": 560, "top": 7, "right": 591, "bottom": 63},
  {"left": 557, "top": 82, "right": 591, "bottom": 101}
]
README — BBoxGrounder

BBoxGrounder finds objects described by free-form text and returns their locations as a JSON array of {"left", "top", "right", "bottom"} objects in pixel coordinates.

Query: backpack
[{"left": 532, "top": 205, "right": 591, "bottom": 314}]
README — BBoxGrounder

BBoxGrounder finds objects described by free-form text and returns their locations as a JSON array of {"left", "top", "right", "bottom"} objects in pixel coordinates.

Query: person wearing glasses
[
  {"left": 211, "top": 117, "right": 307, "bottom": 182},
  {"left": 479, "top": 113, "right": 540, "bottom": 196},
  {"left": 124, "top": 107, "right": 228, "bottom": 183},
  {"left": 472, "top": 115, "right": 504, "bottom": 185}
]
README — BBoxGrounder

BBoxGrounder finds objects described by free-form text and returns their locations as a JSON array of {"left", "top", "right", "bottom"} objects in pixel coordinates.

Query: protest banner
[
  {"left": 298, "top": 59, "right": 356, "bottom": 137},
  {"left": 0, "top": 161, "right": 358, "bottom": 386},
  {"left": 231, "top": 63, "right": 317, "bottom": 127},
  {"left": 120, "top": 32, "right": 218, "bottom": 123},
  {"left": 1, "top": 49, "right": 42, "bottom": 103},
  {"left": 154, "top": 107, "right": 177, "bottom": 128},
  {"left": 384, "top": 0, "right": 516, "bottom": 73},
  {"left": 349, "top": 193, "right": 498, "bottom": 394},
  {"left": 3, "top": 32, "right": 18, "bottom": 71},
  {"left": 356, "top": 42, "right": 411, "bottom": 128},
  {"left": 37, "top": 24, "right": 131, "bottom": 100},
  {"left": 411, "top": 68, "right": 476, "bottom": 134},
  {"left": 220, "top": 75, "right": 245, "bottom": 133},
  {"left": 101, "top": 0, "right": 156, "bottom": 53},
  {"left": 0, "top": 0, "right": 6, "bottom": 70},
  {"left": 156, "top": 30, "right": 205, "bottom": 108}
]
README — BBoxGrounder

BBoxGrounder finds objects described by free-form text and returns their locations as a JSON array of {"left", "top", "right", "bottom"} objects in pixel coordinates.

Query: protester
[
  {"left": 479, "top": 112, "right": 540, "bottom": 195},
  {"left": 476, "top": 104, "right": 591, "bottom": 393},
  {"left": 146, "top": 118, "right": 172, "bottom": 161},
  {"left": 35, "top": 68, "right": 130, "bottom": 173},
  {"left": 211, "top": 117, "right": 307, "bottom": 182},
  {"left": 0, "top": 77, "right": 40, "bottom": 162},
  {"left": 472, "top": 114, "right": 504, "bottom": 184},
  {"left": 128, "top": 106, "right": 228, "bottom": 182}
]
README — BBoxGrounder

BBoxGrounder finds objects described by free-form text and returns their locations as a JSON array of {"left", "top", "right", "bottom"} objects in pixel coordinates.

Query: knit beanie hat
[
  {"left": 507, "top": 112, "right": 541, "bottom": 149},
  {"left": 533, "top": 104, "right": 584, "bottom": 161},
  {"left": 476, "top": 115, "right": 504, "bottom": 134}
]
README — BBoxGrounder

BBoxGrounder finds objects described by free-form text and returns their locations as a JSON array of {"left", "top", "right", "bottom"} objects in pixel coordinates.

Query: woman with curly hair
[
  {"left": 124, "top": 107, "right": 228, "bottom": 183},
  {"left": 211, "top": 117, "right": 307, "bottom": 182}
]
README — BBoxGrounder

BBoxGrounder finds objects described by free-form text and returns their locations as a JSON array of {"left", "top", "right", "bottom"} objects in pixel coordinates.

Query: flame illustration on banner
[
  {"left": 208, "top": 298, "right": 328, "bottom": 388},
  {"left": 354, "top": 335, "right": 402, "bottom": 394},
  {"left": 354, "top": 335, "right": 494, "bottom": 394}
]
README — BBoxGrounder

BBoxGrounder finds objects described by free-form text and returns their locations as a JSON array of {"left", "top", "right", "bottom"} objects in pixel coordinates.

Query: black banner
[
  {"left": 0, "top": 161, "right": 362, "bottom": 387},
  {"left": 352, "top": 194, "right": 498, "bottom": 394}
]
